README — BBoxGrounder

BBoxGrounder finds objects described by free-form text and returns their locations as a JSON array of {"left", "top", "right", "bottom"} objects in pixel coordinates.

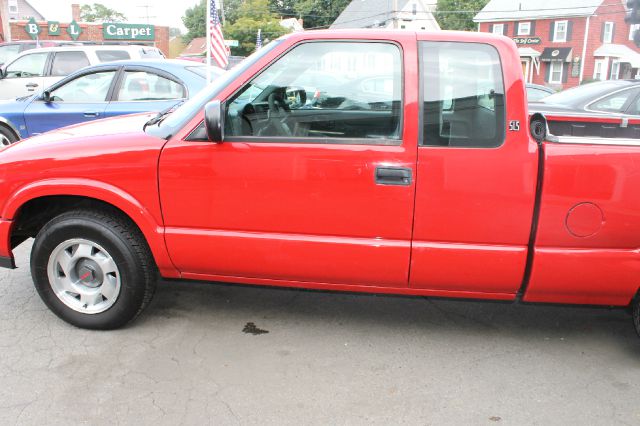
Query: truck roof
[{"left": 279, "top": 29, "right": 511, "bottom": 44}]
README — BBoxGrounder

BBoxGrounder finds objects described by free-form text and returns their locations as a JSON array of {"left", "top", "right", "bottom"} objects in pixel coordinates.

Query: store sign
[
  {"left": 24, "top": 17, "right": 41, "bottom": 40},
  {"left": 103, "top": 23, "right": 155, "bottom": 41},
  {"left": 48, "top": 21, "right": 61, "bottom": 36},
  {"left": 513, "top": 37, "right": 541, "bottom": 45},
  {"left": 67, "top": 20, "right": 82, "bottom": 40}
]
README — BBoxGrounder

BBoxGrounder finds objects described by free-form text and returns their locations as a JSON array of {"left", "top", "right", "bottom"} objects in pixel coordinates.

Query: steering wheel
[{"left": 267, "top": 93, "right": 292, "bottom": 136}]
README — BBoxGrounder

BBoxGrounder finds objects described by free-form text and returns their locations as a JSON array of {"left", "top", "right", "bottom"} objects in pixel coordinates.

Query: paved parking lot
[{"left": 1, "top": 240, "right": 639, "bottom": 425}]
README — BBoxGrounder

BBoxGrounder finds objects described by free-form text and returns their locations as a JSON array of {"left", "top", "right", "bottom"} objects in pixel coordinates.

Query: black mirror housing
[
  {"left": 42, "top": 91, "right": 52, "bottom": 103},
  {"left": 204, "top": 100, "right": 224, "bottom": 143}
]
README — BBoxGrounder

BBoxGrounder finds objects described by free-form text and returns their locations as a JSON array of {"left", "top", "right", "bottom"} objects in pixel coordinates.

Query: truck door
[
  {"left": 410, "top": 39, "right": 539, "bottom": 298},
  {"left": 159, "top": 37, "right": 419, "bottom": 288}
]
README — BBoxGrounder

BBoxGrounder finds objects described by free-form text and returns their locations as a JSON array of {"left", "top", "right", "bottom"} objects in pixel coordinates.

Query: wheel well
[
  {"left": 10, "top": 196, "right": 142, "bottom": 250},
  {"left": 0, "top": 122, "right": 19, "bottom": 141}
]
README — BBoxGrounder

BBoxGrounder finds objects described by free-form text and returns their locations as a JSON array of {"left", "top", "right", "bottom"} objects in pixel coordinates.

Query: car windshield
[
  {"left": 0, "top": 45, "right": 21, "bottom": 65},
  {"left": 147, "top": 39, "right": 282, "bottom": 138},
  {"left": 541, "top": 81, "right": 631, "bottom": 106}
]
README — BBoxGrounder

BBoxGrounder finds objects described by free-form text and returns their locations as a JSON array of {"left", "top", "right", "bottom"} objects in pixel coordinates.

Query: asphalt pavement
[{"left": 1, "top": 240, "right": 639, "bottom": 425}]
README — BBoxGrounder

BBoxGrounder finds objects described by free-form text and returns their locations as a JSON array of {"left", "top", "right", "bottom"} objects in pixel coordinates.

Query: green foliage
[
  {"left": 225, "top": 0, "right": 290, "bottom": 55},
  {"left": 293, "top": 0, "right": 350, "bottom": 28},
  {"left": 182, "top": 0, "right": 207, "bottom": 43},
  {"left": 79, "top": 3, "right": 127, "bottom": 23},
  {"left": 435, "top": 0, "right": 489, "bottom": 31}
]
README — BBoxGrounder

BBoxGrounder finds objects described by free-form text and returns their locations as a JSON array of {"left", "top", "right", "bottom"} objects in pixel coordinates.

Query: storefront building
[
  {"left": 474, "top": 0, "right": 640, "bottom": 89},
  {"left": 6, "top": 4, "right": 169, "bottom": 56}
]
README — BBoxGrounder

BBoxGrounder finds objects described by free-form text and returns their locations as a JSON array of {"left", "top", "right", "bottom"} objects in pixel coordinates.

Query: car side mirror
[
  {"left": 0, "top": 68, "right": 5, "bottom": 79},
  {"left": 204, "top": 100, "right": 224, "bottom": 143},
  {"left": 285, "top": 86, "right": 307, "bottom": 109},
  {"left": 42, "top": 91, "right": 53, "bottom": 103}
]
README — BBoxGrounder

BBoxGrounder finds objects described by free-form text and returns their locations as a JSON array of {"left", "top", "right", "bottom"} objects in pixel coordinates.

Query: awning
[
  {"left": 518, "top": 47, "right": 541, "bottom": 57},
  {"left": 540, "top": 47, "right": 572, "bottom": 62},
  {"left": 594, "top": 44, "right": 640, "bottom": 68}
]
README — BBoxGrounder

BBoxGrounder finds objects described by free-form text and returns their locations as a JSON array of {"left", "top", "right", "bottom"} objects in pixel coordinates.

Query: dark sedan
[{"left": 529, "top": 80, "right": 640, "bottom": 138}]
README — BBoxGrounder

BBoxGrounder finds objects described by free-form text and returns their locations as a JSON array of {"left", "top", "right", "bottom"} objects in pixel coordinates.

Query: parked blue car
[{"left": 0, "top": 59, "right": 223, "bottom": 145}]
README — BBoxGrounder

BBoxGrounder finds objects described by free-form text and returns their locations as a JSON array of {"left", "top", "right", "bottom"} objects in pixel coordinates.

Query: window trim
[
  {"left": 548, "top": 61, "right": 563, "bottom": 84},
  {"left": 492, "top": 23, "right": 504, "bottom": 35},
  {"left": 629, "top": 24, "right": 640, "bottom": 41},
  {"left": 585, "top": 87, "right": 640, "bottom": 114},
  {"left": 417, "top": 40, "right": 507, "bottom": 149},
  {"left": 517, "top": 22, "right": 531, "bottom": 36},
  {"left": 49, "top": 51, "right": 91, "bottom": 77},
  {"left": 35, "top": 67, "right": 122, "bottom": 104},
  {"left": 553, "top": 20, "right": 568, "bottom": 42},
  {"left": 112, "top": 66, "right": 187, "bottom": 102},
  {"left": 219, "top": 40, "right": 405, "bottom": 146},
  {"left": 4, "top": 52, "right": 50, "bottom": 79},
  {"left": 603, "top": 21, "right": 614, "bottom": 43}
]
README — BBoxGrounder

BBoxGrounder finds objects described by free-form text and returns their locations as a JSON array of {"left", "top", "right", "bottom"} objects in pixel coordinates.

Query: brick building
[
  {"left": 5, "top": 4, "right": 169, "bottom": 56},
  {"left": 474, "top": 0, "right": 640, "bottom": 89}
]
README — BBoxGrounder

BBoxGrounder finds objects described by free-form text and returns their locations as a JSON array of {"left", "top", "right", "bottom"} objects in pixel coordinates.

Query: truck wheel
[
  {"left": 30, "top": 209, "right": 157, "bottom": 330},
  {"left": 0, "top": 126, "right": 18, "bottom": 146}
]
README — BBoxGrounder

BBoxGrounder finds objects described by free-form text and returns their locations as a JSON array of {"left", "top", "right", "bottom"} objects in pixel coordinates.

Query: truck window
[
  {"left": 224, "top": 41, "right": 402, "bottom": 143},
  {"left": 420, "top": 42, "right": 505, "bottom": 148}
]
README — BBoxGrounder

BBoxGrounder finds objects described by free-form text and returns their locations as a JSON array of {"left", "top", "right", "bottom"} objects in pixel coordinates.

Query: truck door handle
[
  {"left": 375, "top": 166, "right": 412, "bottom": 186},
  {"left": 26, "top": 83, "right": 38, "bottom": 91},
  {"left": 83, "top": 111, "right": 100, "bottom": 118}
]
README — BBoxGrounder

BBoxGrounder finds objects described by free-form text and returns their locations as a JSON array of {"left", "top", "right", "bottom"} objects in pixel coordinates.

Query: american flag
[
  {"left": 256, "top": 29, "right": 262, "bottom": 50},
  {"left": 208, "top": 0, "right": 228, "bottom": 69}
]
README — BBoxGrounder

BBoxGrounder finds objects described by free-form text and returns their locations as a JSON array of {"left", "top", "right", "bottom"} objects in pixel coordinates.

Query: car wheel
[
  {"left": 30, "top": 208, "right": 157, "bottom": 330},
  {"left": 0, "top": 126, "right": 18, "bottom": 146}
]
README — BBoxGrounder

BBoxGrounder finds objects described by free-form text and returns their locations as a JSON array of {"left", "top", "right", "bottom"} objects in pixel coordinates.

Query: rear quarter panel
[{"left": 525, "top": 141, "right": 640, "bottom": 305}]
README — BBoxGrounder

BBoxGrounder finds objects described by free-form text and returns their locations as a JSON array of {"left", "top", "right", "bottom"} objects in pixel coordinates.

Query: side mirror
[
  {"left": 42, "top": 91, "right": 52, "bottom": 103},
  {"left": 0, "top": 68, "right": 5, "bottom": 79},
  {"left": 204, "top": 100, "right": 224, "bottom": 143},
  {"left": 285, "top": 86, "right": 307, "bottom": 109}
]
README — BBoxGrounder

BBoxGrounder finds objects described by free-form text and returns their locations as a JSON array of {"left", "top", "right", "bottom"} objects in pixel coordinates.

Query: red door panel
[
  {"left": 159, "top": 34, "right": 420, "bottom": 288},
  {"left": 409, "top": 35, "right": 538, "bottom": 295},
  {"left": 160, "top": 142, "right": 416, "bottom": 287}
]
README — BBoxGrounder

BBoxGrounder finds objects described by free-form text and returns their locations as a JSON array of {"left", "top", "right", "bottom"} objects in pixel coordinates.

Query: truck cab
[{"left": 0, "top": 30, "right": 638, "bottom": 335}]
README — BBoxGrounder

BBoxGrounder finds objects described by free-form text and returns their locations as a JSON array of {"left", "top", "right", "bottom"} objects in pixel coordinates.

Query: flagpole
[{"left": 206, "top": 0, "right": 212, "bottom": 84}]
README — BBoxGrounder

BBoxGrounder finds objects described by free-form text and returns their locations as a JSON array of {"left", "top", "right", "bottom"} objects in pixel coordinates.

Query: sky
[{"left": 28, "top": 0, "right": 201, "bottom": 32}]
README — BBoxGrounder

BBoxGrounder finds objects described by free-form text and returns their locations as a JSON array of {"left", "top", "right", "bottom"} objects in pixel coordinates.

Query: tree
[
  {"left": 435, "top": 0, "right": 489, "bottom": 31},
  {"left": 225, "top": 0, "right": 290, "bottom": 55},
  {"left": 293, "top": 0, "right": 350, "bottom": 28},
  {"left": 182, "top": 0, "right": 206, "bottom": 43},
  {"left": 80, "top": 3, "right": 127, "bottom": 23}
]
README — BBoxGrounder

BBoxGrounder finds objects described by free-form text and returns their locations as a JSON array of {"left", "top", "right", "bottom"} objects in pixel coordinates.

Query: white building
[{"left": 330, "top": 0, "right": 440, "bottom": 31}]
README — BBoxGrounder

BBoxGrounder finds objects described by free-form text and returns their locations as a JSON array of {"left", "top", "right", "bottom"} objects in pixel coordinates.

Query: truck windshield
[{"left": 146, "top": 39, "right": 283, "bottom": 139}]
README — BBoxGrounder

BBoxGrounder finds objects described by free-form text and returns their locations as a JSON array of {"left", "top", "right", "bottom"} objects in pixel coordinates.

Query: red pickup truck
[{"left": 0, "top": 30, "right": 639, "bottom": 335}]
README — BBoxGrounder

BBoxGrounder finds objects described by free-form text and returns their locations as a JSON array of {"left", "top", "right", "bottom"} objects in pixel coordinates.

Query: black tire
[
  {"left": 0, "top": 125, "right": 18, "bottom": 146},
  {"left": 30, "top": 208, "right": 157, "bottom": 330}
]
